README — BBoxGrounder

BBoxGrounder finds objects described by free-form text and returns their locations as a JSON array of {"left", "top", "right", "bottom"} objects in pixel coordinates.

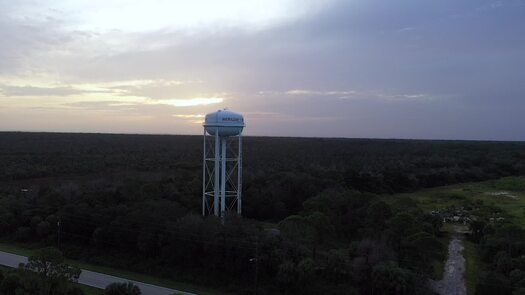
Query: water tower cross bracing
[{"left": 202, "top": 109, "right": 245, "bottom": 217}]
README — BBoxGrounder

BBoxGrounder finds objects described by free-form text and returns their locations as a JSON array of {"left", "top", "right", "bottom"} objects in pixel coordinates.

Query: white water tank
[{"left": 204, "top": 109, "right": 245, "bottom": 136}]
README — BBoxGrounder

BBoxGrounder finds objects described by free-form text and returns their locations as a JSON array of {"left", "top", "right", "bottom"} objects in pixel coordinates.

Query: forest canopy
[{"left": 0, "top": 132, "right": 524, "bottom": 294}]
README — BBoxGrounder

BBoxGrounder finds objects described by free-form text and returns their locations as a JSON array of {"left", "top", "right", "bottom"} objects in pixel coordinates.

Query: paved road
[
  {"left": 0, "top": 251, "right": 196, "bottom": 295},
  {"left": 430, "top": 234, "right": 467, "bottom": 295}
]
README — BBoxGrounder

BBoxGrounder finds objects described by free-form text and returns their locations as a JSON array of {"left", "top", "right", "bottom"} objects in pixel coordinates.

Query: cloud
[
  {"left": 63, "top": 97, "right": 223, "bottom": 112},
  {"left": 63, "top": 101, "right": 135, "bottom": 111},
  {"left": 148, "top": 98, "right": 224, "bottom": 107},
  {"left": 0, "top": 0, "right": 524, "bottom": 140},
  {"left": 246, "top": 111, "right": 341, "bottom": 122},
  {"left": 0, "top": 78, "right": 207, "bottom": 102},
  {"left": 285, "top": 89, "right": 357, "bottom": 98},
  {"left": 258, "top": 89, "right": 434, "bottom": 102},
  {"left": 172, "top": 114, "right": 205, "bottom": 118},
  {"left": 0, "top": 85, "right": 85, "bottom": 96}
]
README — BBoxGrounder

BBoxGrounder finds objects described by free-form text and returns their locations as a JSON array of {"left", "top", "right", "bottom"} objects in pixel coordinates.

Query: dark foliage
[
  {"left": 104, "top": 282, "right": 141, "bottom": 295},
  {"left": 1, "top": 132, "right": 524, "bottom": 221},
  {"left": 465, "top": 201, "right": 525, "bottom": 295},
  {"left": 0, "top": 132, "right": 523, "bottom": 294},
  {"left": 0, "top": 248, "right": 84, "bottom": 295}
]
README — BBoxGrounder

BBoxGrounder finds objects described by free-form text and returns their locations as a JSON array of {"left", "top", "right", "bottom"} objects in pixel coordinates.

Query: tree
[
  {"left": 36, "top": 221, "right": 52, "bottom": 237},
  {"left": 420, "top": 213, "right": 443, "bottom": 236},
  {"left": 510, "top": 269, "right": 525, "bottom": 284},
  {"left": 470, "top": 220, "right": 486, "bottom": 243},
  {"left": 475, "top": 271, "right": 512, "bottom": 295},
  {"left": 372, "top": 262, "right": 416, "bottom": 295},
  {"left": 0, "top": 274, "right": 21, "bottom": 295},
  {"left": 387, "top": 213, "right": 419, "bottom": 240},
  {"left": 405, "top": 232, "right": 444, "bottom": 272},
  {"left": 104, "top": 282, "right": 141, "bottom": 295},
  {"left": 494, "top": 251, "right": 514, "bottom": 275},
  {"left": 23, "top": 247, "right": 81, "bottom": 294},
  {"left": 325, "top": 249, "right": 350, "bottom": 283},
  {"left": 306, "top": 212, "right": 331, "bottom": 259},
  {"left": 14, "top": 226, "right": 32, "bottom": 242},
  {"left": 296, "top": 258, "right": 316, "bottom": 286},
  {"left": 366, "top": 200, "right": 392, "bottom": 230},
  {"left": 67, "top": 286, "right": 85, "bottom": 295},
  {"left": 0, "top": 266, "right": 86, "bottom": 295},
  {"left": 279, "top": 215, "right": 314, "bottom": 243}
]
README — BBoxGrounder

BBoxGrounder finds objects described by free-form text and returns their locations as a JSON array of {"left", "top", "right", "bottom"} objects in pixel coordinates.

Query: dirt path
[{"left": 431, "top": 234, "right": 467, "bottom": 295}]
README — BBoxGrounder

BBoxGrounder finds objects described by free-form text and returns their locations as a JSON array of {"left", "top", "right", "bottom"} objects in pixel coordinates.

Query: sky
[{"left": 0, "top": 0, "right": 524, "bottom": 140}]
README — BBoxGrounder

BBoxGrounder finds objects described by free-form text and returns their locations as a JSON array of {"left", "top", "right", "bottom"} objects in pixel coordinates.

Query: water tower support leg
[
  {"left": 237, "top": 134, "right": 242, "bottom": 215},
  {"left": 214, "top": 129, "right": 220, "bottom": 217},
  {"left": 221, "top": 137, "right": 227, "bottom": 218},
  {"left": 202, "top": 129, "right": 206, "bottom": 216}
]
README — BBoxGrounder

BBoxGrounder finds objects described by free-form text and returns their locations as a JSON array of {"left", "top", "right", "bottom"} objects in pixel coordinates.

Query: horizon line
[{"left": 0, "top": 130, "right": 523, "bottom": 143}]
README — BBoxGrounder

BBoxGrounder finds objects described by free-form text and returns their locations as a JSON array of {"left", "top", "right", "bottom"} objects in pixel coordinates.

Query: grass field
[
  {"left": 431, "top": 235, "right": 450, "bottom": 281},
  {"left": 463, "top": 240, "right": 481, "bottom": 295},
  {"left": 0, "top": 242, "right": 231, "bottom": 295},
  {"left": 391, "top": 176, "right": 525, "bottom": 227}
]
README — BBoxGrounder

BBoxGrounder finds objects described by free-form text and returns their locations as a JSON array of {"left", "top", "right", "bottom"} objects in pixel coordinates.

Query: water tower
[{"left": 202, "top": 109, "right": 245, "bottom": 217}]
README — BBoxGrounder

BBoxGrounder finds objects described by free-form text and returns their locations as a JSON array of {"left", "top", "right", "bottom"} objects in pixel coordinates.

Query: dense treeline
[
  {"left": 475, "top": 221, "right": 525, "bottom": 295},
  {"left": 466, "top": 194, "right": 525, "bottom": 295},
  {"left": 0, "top": 186, "right": 444, "bottom": 294},
  {"left": 1, "top": 132, "right": 525, "bottom": 221},
  {"left": 0, "top": 132, "right": 523, "bottom": 294}
]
